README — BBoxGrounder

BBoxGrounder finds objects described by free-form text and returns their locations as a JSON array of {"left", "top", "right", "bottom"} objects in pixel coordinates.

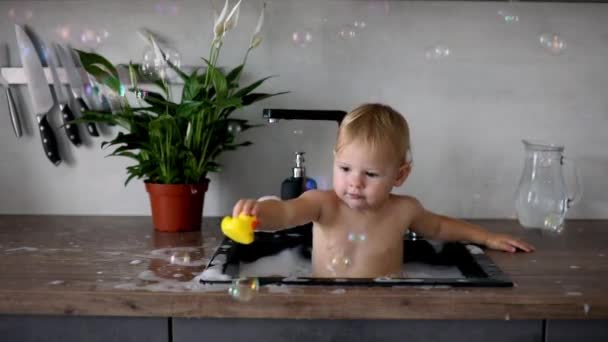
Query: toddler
[{"left": 232, "top": 103, "right": 534, "bottom": 278}]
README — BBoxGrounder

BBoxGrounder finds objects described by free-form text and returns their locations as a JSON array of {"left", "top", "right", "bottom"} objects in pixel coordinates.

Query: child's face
[{"left": 333, "top": 139, "right": 409, "bottom": 211}]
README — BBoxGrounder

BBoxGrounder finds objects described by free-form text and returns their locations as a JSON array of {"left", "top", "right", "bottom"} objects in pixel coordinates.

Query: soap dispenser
[{"left": 281, "top": 152, "right": 306, "bottom": 200}]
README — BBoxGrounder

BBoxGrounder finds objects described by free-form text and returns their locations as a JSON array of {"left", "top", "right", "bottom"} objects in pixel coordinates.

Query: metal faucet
[{"left": 263, "top": 109, "right": 347, "bottom": 125}]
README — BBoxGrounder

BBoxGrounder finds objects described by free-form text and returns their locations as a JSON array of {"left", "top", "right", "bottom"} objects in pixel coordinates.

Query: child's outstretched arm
[
  {"left": 409, "top": 200, "right": 534, "bottom": 253},
  {"left": 232, "top": 190, "right": 324, "bottom": 231}
]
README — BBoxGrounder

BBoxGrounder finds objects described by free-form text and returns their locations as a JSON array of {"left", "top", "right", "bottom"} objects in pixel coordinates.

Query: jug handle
[{"left": 562, "top": 156, "right": 583, "bottom": 208}]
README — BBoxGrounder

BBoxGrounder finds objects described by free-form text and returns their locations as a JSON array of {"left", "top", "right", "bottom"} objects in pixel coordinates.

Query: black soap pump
[{"left": 281, "top": 152, "right": 306, "bottom": 200}]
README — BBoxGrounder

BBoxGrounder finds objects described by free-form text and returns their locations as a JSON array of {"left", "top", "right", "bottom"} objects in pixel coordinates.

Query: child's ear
[{"left": 394, "top": 162, "right": 411, "bottom": 186}]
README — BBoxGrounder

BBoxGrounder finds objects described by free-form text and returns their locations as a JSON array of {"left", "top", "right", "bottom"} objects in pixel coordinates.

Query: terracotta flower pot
[{"left": 145, "top": 180, "right": 209, "bottom": 232}]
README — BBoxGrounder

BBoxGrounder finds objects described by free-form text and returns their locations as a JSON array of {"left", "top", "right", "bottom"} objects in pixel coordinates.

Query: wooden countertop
[{"left": 0, "top": 215, "right": 606, "bottom": 319}]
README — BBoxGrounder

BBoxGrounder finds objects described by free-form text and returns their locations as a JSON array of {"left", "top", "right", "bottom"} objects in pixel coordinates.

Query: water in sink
[
  {"left": 200, "top": 226, "right": 512, "bottom": 287},
  {"left": 237, "top": 245, "right": 465, "bottom": 279}
]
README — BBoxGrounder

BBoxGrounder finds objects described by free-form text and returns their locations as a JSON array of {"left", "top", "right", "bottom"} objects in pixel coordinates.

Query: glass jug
[{"left": 515, "top": 140, "right": 582, "bottom": 232}]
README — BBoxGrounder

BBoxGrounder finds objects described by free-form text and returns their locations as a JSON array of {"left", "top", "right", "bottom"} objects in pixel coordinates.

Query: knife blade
[
  {"left": 0, "top": 70, "right": 22, "bottom": 138},
  {"left": 15, "top": 24, "right": 61, "bottom": 166},
  {"left": 56, "top": 44, "right": 99, "bottom": 137}
]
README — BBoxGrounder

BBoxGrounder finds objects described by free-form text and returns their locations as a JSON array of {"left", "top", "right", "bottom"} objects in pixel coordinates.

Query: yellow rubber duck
[{"left": 221, "top": 214, "right": 259, "bottom": 245}]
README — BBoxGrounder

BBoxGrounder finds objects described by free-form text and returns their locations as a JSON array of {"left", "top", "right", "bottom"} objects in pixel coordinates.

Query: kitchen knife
[
  {"left": 15, "top": 24, "right": 61, "bottom": 165},
  {"left": 55, "top": 44, "right": 99, "bottom": 136},
  {"left": 0, "top": 70, "right": 22, "bottom": 138},
  {"left": 48, "top": 43, "right": 81, "bottom": 146}
]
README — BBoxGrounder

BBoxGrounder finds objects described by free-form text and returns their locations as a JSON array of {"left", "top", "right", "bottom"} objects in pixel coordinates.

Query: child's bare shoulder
[
  {"left": 300, "top": 190, "right": 340, "bottom": 221},
  {"left": 390, "top": 194, "right": 425, "bottom": 213}
]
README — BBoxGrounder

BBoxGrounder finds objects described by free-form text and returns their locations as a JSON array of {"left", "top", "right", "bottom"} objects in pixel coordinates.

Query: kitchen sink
[{"left": 200, "top": 225, "right": 512, "bottom": 287}]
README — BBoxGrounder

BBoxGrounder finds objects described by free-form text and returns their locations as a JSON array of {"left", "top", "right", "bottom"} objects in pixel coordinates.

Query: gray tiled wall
[{"left": 0, "top": 0, "right": 606, "bottom": 219}]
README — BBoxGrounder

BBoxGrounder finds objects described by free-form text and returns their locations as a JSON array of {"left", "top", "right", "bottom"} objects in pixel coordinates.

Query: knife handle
[
  {"left": 100, "top": 94, "right": 115, "bottom": 126},
  {"left": 37, "top": 114, "right": 61, "bottom": 166},
  {"left": 77, "top": 97, "right": 99, "bottom": 136},
  {"left": 59, "top": 104, "right": 82, "bottom": 146},
  {"left": 5, "top": 87, "right": 22, "bottom": 138}
]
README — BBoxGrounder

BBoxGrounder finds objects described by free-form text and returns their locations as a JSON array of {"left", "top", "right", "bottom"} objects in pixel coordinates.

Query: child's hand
[
  {"left": 232, "top": 199, "right": 261, "bottom": 218},
  {"left": 484, "top": 233, "right": 535, "bottom": 253}
]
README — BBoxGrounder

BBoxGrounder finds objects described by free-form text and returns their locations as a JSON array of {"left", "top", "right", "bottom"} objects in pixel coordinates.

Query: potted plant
[{"left": 74, "top": 1, "right": 285, "bottom": 232}]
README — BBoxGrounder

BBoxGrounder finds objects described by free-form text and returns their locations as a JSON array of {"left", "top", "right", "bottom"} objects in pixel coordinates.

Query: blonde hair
[{"left": 335, "top": 103, "right": 411, "bottom": 164}]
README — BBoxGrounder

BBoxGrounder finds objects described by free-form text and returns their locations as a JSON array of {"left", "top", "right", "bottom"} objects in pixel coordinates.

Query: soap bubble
[
  {"left": 347, "top": 232, "right": 367, "bottom": 242},
  {"left": 134, "top": 89, "right": 148, "bottom": 99},
  {"left": 80, "top": 28, "right": 110, "bottom": 49},
  {"left": 227, "top": 121, "right": 243, "bottom": 134},
  {"left": 497, "top": 10, "right": 519, "bottom": 23},
  {"left": 169, "top": 251, "right": 192, "bottom": 265},
  {"left": 155, "top": 1, "right": 180, "bottom": 16},
  {"left": 55, "top": 25, "right": 71, "bottom": 41},
  {"left": 425, "top": 44, "right": 451, "bottom": 61},
  {"left": 544, "top": 213, "right": 564, "bottom": 233},
  {"left": 353, "top": 20, "right": 367, "bottom": 30},
  {"left": 141, "top": 46, "right": 181, "bottom": 81},
  {"left": 291, "top": 30, "right": 313, "bottom": 48},
  {"left": 7, "top": 7, "right": 33, "bottom": 23},
  {"left": 539, "top": 33, "right": 566, "bottom": 55},
  {"left": 338, "top": 24, "right": 357, "bottom": 40},
  {"left": 328, "top": 253, "right": 352, "bottom": 275},
  {"left": 228, "top": 278, "right": 259, "bottom": 302}
]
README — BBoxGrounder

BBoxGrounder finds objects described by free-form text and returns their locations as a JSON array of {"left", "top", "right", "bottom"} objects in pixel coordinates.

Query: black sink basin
[{"left": 200, "top": 225, "right": 512, "bottom": 287}]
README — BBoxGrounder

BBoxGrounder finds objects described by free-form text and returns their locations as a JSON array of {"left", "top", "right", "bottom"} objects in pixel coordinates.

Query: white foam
[
  {"left": 198, "top": 266, "right": 231, "bottom": 281},
  {"left": 5, "top": 247, "right": 38, "bottom": 252},
  {"left": 213, "top": 254, "right": 227, "bottom": 264},
  {"left": 266, "top": 284, "right": 292, "bottom": 294},
  {"left": 138, "top": 270, "right": 163, "bottom": 282},
  {"left": 149, "top": 247, "right": 207, "bottom": 266},
  {"left": 427, "top": 240, "right": 446, "bottom": 253},
  {"left": 199, "top": 247, "right": 466, "bottom": 280},
  {"left": 465, "top": 245, "right": 484, "bottom": 255},
  {"left": 98, "top": 251, "right": 124, "bottom": 256},
  {"left": 404, "top": 262, "right": 464, "bottom": 278},
  {"left": 113, "top": 270, "right": 231, "bottom": 293},
  {"left": 239, "top": 247, "right": 312, "bottom": 278}
]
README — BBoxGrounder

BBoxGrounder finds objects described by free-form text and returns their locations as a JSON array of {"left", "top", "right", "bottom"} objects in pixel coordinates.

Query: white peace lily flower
[
  {"left": 249, "top": 2, "right": 265, "bottom": 49},
  {"left": 223, "top": 0, "right": 242, "bottom": 34},
  {"left": 213, "top": 0, "right": 230, "bottom": 39}
]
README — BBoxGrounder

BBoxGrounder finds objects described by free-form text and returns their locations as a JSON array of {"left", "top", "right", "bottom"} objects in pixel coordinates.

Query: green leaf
[
  {"left": 166, "top": 58, "right": 189, "bottom": 82},
  {"left": 74, "top": 28, "right": 288, "bottom": 186},
  {"left": 233, "top": 75, "right": 276, "bottom": 98},
  {"left": 152, "top": 79, "right": 169, "bottom": 97},
  {"left": 76, "top": 49, "right": 119, "bottom": 79},
  {"left": 242, "top": 91, "right": 289, "bottom": 106},
  {"left": 226, "top": 64, "right": 244, "bottom": 83},
  {"left": 209, "top": 66, "right": 228, "bottom": 98},
  {"left": 182, "top": 75, "right": 202, "bottom": 101},
  {"left": 81, "top": 64, "right": 121, "bottom": 93}
]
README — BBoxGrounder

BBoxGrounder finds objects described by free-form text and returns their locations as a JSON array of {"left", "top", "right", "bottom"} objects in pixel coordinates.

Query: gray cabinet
[
  {"left": 173, "top": 318, "right": 542, "bottom": 342},
  {"left": 0, "top": 315, "right": 168, "bottom": 342},
  {"left": 546, "top": 320, "right": 608, "bottom": 342},
  {"left": 5, "top": 316, "right": 608, "bottom": 341}
]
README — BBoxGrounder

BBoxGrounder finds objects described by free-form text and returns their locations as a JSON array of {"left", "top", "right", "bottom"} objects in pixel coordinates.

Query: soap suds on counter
[{"left": 5, "top": 247, "right": 38, "bottom": 252}]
